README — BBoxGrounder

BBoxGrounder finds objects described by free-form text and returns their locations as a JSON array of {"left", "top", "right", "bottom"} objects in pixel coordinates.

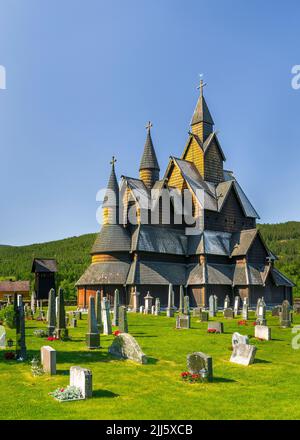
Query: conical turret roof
[{"left": 139, "top": 123, "right": 160, "bottom": 171}]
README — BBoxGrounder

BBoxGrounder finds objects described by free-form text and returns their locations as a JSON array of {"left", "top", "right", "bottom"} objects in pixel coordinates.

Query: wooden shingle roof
[{"left": 0, "top": 280, "right": 30, "bottom": 292}]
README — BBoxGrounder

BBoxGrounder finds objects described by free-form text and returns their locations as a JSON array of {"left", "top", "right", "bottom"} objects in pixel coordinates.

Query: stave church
[{"left": 76, "top": 82, "right": 294, "bottom": 308}]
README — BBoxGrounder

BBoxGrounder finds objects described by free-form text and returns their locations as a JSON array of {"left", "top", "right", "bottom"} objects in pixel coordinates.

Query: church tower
[
  {"left": 190, "top": 79, "right": 214, "bottom": 142},
  {"left": 102, "top": 156, "right": 119, "bottom": 225},
  {"left": 139, "top": 122, "right": 160, "bottom": 189}
]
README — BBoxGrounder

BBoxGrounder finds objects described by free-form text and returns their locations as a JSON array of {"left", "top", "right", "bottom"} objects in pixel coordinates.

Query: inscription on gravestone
[{"left": 187, "top": 352, "right": 213, "bottom": 381}]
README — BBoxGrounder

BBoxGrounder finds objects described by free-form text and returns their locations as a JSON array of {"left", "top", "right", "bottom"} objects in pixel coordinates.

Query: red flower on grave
[
  {"left": 4, "top": 352, "right": 15, "bottom": 360},
  {"left": 60, "top": 388, "right": 65, "bottom": 393},
  {"left": 113, "top": 330, "right": 121, "bottom": 337},
  {"left": 207, "top": 328, "right": 217, "bottom": 333},
  {"left": 253, "top": 322, "right": 257, "bottom": 326},
  {"left": 238, "top": 320, "right": 247, "bottom": 326}
]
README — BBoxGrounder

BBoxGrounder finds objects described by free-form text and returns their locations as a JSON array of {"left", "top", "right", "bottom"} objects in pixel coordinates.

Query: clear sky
[{"left": 0, "top": 0, "right": 299, "bottom": 246}]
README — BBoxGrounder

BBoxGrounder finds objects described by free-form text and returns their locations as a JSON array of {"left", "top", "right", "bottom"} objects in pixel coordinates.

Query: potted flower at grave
[{"left": 49, "top": 386, "right": 84, "bottom": 402}]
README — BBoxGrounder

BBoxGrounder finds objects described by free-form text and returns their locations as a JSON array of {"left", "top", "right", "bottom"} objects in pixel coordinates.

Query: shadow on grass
[
  {"left": 254, "top": 358, "right": 272, "bottom": 364},
  {"left": 213, "top": 377, "right": 236, "bottom": 383},
  {"left": 131, "top": 335, "right": 158, "bottom": 339},
  {"left": 146, "top": 357, "right": 158, "bottom": 365},
  {"left": 93, "top": 389, "right": 119, "bottom": 399}
]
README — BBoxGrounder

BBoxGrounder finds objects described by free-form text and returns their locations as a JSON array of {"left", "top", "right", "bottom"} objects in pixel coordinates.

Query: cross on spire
[
  {"left": 110, "top": 156, "right": 117, "bottom": 167},
  {"left": 197, "top": 75, "right": 207, "bottom": 96},
  {"left": 146, "top": 121, "right": 153, "bottom": 131}
]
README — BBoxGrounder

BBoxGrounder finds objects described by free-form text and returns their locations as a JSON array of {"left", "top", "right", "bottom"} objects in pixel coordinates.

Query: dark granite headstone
[{"left": 187, "top": 352, "right": 213, "bottom": 381}]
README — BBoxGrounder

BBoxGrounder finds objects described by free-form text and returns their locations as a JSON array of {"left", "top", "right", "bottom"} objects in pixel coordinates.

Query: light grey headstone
[
  {"left": 112, "top": 289, "right": 120, "bottom": 326},
  {"left": 224, "top": 308, "right": 234, "bottom": 319},
  {"left": 242, "top": 303, "right": 249, "bottom": 320},
  {"left": 41, "top": 346, "right": 56, "bottom": 375},
  {"left": 151, "top": 305, "right": 155, "bottom": 315},
  {"left": 230, "top": 343, "right": 256, "bottom": 366},
  {"left": 179, "top": 286, "right": 184, "bottom": 314},
  {"left": 102, "top": 298, "right": 112, "bottom": 335},
  {"left": 70, "top": 366, "right": 92, "bottom": 399},
  {"left": 154, "top": 298, "right": 161, "bottom": 316},
  {"left": 183, "top": 296, "right": 190, "bottom": 316},
  {"left": 144, "top": 292, "right": 153, "bottom": 314},
  {"left": 232, "top": 332, "right": 249, "bottom": 348},
  {"left": 139, "top": 305, "right": 144, "bottom": 314},
  {"left": 234, "top": 296, "right": 240, "bottom": 316},
  {"left": 176, "top": 315, "right": 190, "bottom": 329},
  {"left": 193, "top": 307, "right": 202, "bottom": 318},
  {"left": 166, "top": 284, "right": 175, "bottom": 317},
  {"left": 280, "top": 300, "right": 292, "bottom": 328},
  {"left": 0, "top": 325, "right": 6, "bottom": 349},
  {"left": 208, "top": 322, "right": 224, "bottom": 333},
  {"left": 255, "top": 325, "right": 271, "bottom": 341},
  {"left": 108, "top": 333, "right": 147, "bottom": 364},
  {"left": 209, "top": 295, "right": 216, "bottom": 317},
  {"left": 131, "top": 288, "right": 140, "bottom": 313},
  {"left": 187, "top": 352, "right": 213, "bottom": 381},
  {"left": 224, "top": 295, "right": 230, "bottom": 310},
  {"left": 256, "top": 298, "right": 267, "bottom": 326}
]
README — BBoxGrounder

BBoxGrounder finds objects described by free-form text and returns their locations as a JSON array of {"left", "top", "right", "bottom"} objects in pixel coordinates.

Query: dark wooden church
[
  {"left": 76, "top": 83, "right": 294, "bottom": 308},
  {"left": 32, "top": 258, "right": 58, "bottom": 300}
]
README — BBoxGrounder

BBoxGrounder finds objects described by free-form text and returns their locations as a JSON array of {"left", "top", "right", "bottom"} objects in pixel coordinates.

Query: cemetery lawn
[{"left": 1, "top": 311, "right": 300, "bottom": 420}]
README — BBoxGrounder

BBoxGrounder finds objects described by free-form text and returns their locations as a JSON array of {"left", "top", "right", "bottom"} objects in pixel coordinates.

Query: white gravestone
[
  {"left": 41, "top": 346, "right": 56, "bottom": 375},
  {"left": 230, "top": 343, "right": 257, "bottom": 366},
  {"left": 0, "top": 325, "right": 6, "bottom": 349},
  {"left": 255, "top": 325, "right": 271, "bottom": 341},
  {"left": 232, "top": 332, "right": 249, "bottom": 348},
  {"left": 70, "top": 366, "right": 93, "bottom": 399}
]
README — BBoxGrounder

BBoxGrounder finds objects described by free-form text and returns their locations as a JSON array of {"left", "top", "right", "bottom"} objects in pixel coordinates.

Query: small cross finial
[
  {"left": 146, "top": 121, "right": 153, "bottom": 131},
  {"left": 197, "top": 74, "right": 207, "bottom": 95},
  {"left": 110, "top": 156, "right": 117, "bottom": 167}
]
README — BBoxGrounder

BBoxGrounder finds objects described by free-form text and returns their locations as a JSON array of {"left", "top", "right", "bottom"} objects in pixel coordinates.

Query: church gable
[
  {"left": 247, "top": 234, "right": 268, "bottom": 265},
  {"left": 182, "top": 136, "right": 204, "bottom": 176},
  {"left": 204, "top": 139, "right": 224, "bottom": 183}
]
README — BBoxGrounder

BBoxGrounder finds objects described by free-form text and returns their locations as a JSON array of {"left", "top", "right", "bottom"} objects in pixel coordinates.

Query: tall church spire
[
  {"left": 139, "top": 122, "right": 160, "bottom": 188},
  {"left": 190, "top": 79, "right": 214, "bottom": 141},
  {"left": 103, "top": 157, "right": 119, "bottom": 225}
]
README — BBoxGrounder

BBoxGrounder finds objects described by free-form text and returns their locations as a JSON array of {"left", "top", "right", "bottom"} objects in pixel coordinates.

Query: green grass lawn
[{"left": 0, "top": 310, "right": 300, "bottom": 420}]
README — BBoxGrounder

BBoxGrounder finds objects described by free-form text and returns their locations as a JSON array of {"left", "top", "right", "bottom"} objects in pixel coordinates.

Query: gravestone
[
  {"left": 131, "top": 288, "right": 140, "bottom": 313},
  {"left": 280, "top": 300, "right": 292, "bottom": 328},
  {"left": 255, "top": 298, "right": 261, "bottom": 318},
  {"left": 255, "top": 325, "right": 271, "bottom": 341},
  {"left": 176, "top": 315, "right": 190, "bottom": 329},
  {"left": 151, "top": 305, "right": 155, "bottom": 315},
  {"left": 294, "top": 303, "right": 300, "bottom": 314},
  {"left": 112, "top": 289, "right": 120, "bottom": 326},
  {"left": 0, "top": 325, "right": 6, "bottom": 349},
  {"left": 55, "top": 296, "right": 59, "bottom": 321},
  {"left": 70, "top": 318, "right": 77, "bottom": 328},
  {"left": 55, "top": 288, "right": 68, "bottom": 339},
  {"left": 193, "top": 307, "right": 202, "bottom": 318},
  {"left": 31, "top": 291, "right": 36, "bottom": 314},
  {"left": 47, "top": 289, "right": 56, "bottom": 337},
  {"left": 200, "top": 311, "right": 209, "bottom": 322},
  {"left": 70, "top": 366, "right": 93, "bottom": 399},
  {"left": 214, "top": 295, "right": 218, "bottom": 312},
  {"left": 119, "top": 306, "right": 128, "bottom": 333},
  {"left": 224, "top": 308, "right": 234, "bottom": 319},
  {"left": 242, "top": 302, "right": 249, "bottom": 320},
  {"left": 102, "top": 298, "right": 112, "bottom": 335},
  {"left": 187, "top": 352, "right": 213, "bottom": 381},
  {"left": 224, "top": 295, "right": 230, "bottom": 310},
  {"left": 207, "top": 322, "right": 224, "bottom": 334},
  {"left": 230, "top": 343, "right": 257, "bottom": 366},
  {"left": 144, "top": 292, "right": 153, "bottom": 315},
  {"left": 86, "top": 296, "right": 100, "bottom": 349},
  {"left": 95, "top": 291, "right": 102, "bottom": 333},
  {"left": 179, "top": 286, "right": 184, "bottom": 314},
  {"left": 183, "top": 296, "right": 190, "bottom": 316},
  {"left": 139, "top": 305, "right": 144, "bottom": 314},
  {"left": 234, "top": 296, "right": 240, "bottom": 317},
  {"left": 256, "top": 298, "right": 267, "bottom": 326},
  {"left": 16, "top": 295, "right": 26, "bottom": 360},
  {"left": 209, "top": 295, "right": 216, "bottom": 317},
  {"left": 272, "top": 306, "right": 281, "bottom": 317},
  {"left": 155, "top": 298, "right": 161, "bottom": 316},
  {"left": 41, "top": 346, "right": 56, "bottom": 375},
  {"left": 166, "top": 284, "right": 175, "bottom": 317},
  {"left": 109, "top": 333, "right": 147, "bottom": 364},
  {"left": 232, "top": 332, "right": 249, "bottom": 348}
]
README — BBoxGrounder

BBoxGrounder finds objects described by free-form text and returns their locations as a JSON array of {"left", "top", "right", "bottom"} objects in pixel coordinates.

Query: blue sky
[{"left": 0, "top": 0, "right": 299, "bottom": 245}]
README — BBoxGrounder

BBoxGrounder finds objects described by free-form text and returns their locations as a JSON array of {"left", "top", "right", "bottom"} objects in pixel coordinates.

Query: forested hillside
[{"left": 0, "top": 222, "right": 299, "bottom": 299}]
